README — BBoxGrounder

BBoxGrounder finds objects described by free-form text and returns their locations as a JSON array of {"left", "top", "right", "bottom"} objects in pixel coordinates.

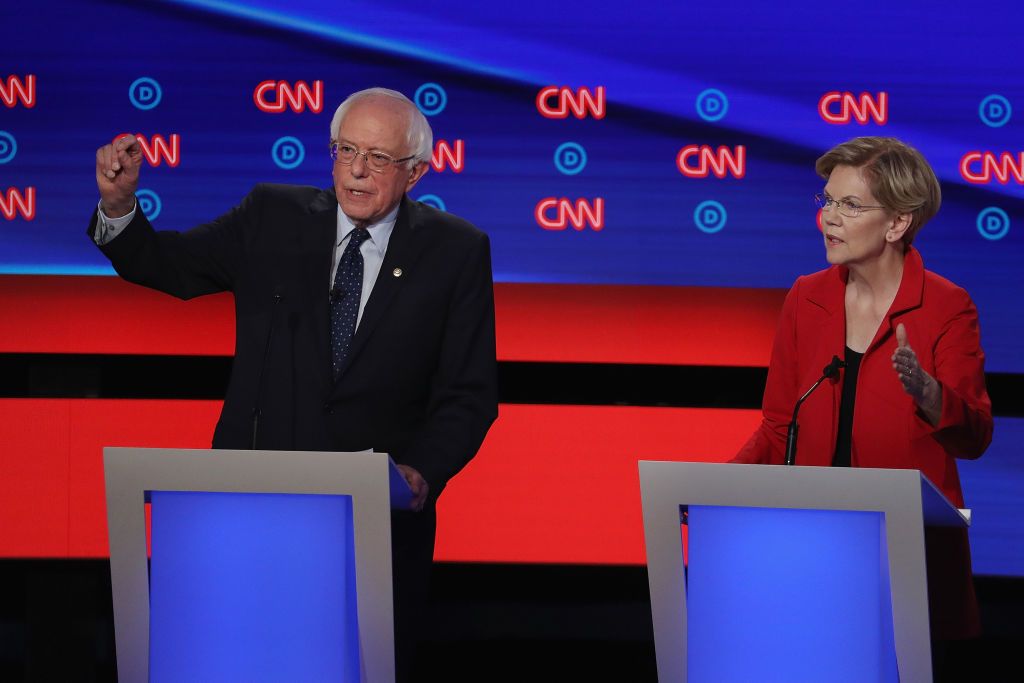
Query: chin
[{"left": 824, "top": 249, "right": 846, "bottom": 266}]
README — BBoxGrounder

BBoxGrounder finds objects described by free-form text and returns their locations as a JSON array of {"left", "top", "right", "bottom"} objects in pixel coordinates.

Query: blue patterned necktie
[{"left": 330, "top": 228, "right": 370, "bottom": 378}]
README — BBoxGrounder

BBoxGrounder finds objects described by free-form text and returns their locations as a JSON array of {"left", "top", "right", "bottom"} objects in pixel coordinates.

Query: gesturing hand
[
  {"left": 95, "top": 135, "right": 143, "bottom": 218},
  {"left": 891, "top": 323, "right": 942, "bottom": 426}
]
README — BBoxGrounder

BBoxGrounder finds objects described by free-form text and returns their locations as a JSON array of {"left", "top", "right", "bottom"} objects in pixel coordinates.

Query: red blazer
[
  {"left": 735, "top": 247, "right": 991, "bottom": 502},
  {"left": 734, "top": 247, "right": 993, "bottom": 638}
]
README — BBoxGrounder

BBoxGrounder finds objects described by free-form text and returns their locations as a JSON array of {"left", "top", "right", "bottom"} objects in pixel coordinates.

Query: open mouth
[{"left": 825, "top": 233, "right": 844, "bottom": 245}]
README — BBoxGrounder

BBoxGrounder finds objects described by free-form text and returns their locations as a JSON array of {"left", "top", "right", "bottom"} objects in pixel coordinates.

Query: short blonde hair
[{"left": 816, "top": 137, "right": 941, "bottom": 246}]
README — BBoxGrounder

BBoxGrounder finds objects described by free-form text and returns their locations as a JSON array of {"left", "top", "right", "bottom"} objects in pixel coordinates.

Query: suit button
[{"left": 323, "top": 403, "right": 333, "bottom": 414}]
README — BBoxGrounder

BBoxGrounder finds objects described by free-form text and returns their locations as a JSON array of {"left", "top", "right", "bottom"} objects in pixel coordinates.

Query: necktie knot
[{"left": 348, "top": 228, "right": 370, "bottom": 248}]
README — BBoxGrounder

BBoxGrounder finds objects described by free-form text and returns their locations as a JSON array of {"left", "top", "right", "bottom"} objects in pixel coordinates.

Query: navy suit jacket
[{"left": 91, "top": 183, "right": 498, "bottom": 497}]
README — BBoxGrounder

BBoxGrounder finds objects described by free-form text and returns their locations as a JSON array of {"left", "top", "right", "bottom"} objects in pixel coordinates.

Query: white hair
[{"left": 329, "top": 87, "right": 433, "bottom": 166}]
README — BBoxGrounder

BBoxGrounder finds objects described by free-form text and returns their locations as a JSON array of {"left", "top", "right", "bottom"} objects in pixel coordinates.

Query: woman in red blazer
[{"left": 734, "top": 137, "right": 993, "bottom": 643}]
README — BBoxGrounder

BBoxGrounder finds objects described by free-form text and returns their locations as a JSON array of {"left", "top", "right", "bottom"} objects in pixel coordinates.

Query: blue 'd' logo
[
  {"left": 696, "top": 88, "right": 729, "bottom": 122},
  {"left": 0, "top": 131, "right": 16, "bottom": 164},
  {"left": 979, "top": 94, "right": 1011, "bottom": 128},
  {"left": 416, "top": 194, "right": 447, "bottom": 212},
  {"left": 272, "top": 136, "right": 305, "bottom": 169},
  {"left": 129, "top": 77, "right": 163, "bottom": 110},
  {"left": 977, "top": 207, "right": 1010, "bottom": 241},
  {"left": 136, "top": 189, "right": 162, "bottom": 221},
  {"left": 554, "top": 142, "right": 587, "bottom": 175},
  {"left": 694, "top": 200, "right": 727, "bottom": 233},
  {"left": 415, "top": 83, "right": 447, "bottom": 116}
]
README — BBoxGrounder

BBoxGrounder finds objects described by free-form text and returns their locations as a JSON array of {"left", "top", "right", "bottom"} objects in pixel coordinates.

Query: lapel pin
[{"left": 393, "top": 268, "right": 403, "bottom": 277}]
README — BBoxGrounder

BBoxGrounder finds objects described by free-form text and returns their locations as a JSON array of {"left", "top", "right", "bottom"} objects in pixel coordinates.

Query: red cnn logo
[
  {"left": 960, "top": 151, "right": 1024, "bottom": 184},
  {"left": 818, "top": 92, "right": 888, "bottom": 125},
  {"left": 1, "top": 75, "right": 36, "bottom": 108},
  {"left": 677, "top": 145, "right": 746, "bottom": 178},
  {"left": 535, "top": 198, "right": 605, "bottom": 231},
  {"left": 536, "top": 86, "right": 606, "bottom": 120},
  {"left": 0, "top": 187, "right": 35, "bottom": 220},
  {"left": 253, "top": 80, "right": 324, "bottom": 113},
  {"left": 113, "top": 134, "right": 181, "bottom": 167},
  {"left": 431, "top": 139, "right": 464, "bottom": 173}
]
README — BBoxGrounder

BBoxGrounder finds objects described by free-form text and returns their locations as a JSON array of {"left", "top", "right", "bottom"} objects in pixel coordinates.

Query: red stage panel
[
  {"left": 0, "top": 275, "right": 236, "bottom": 356},
  {"left": 0, "top": 400, "right": 70, "bottom": 557},
  {"left": 437, "top": 404, "right": 762, "bottom": 564},
  {"left": 0, "top": 399, "right": 221, "bottom": 558},
  {"left": 0, "top": 399, "right": 761, "bottom": 563},
  {"left": 0, "top": 275, "right": 783, "bottom": 366},
  {"left": 494, "top": 283, "right": 784, "bottom": 366}
]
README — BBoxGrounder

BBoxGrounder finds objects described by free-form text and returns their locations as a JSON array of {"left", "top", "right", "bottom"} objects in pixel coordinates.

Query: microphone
[
  {"left": 329, "top": 285, "right": 348, "bottom": 305},
  {"left": 784, "top": 355, "right": 845, "bottom": 466},
  {"left": 251, "top": 290, "right": 283, "bottom": 450}
]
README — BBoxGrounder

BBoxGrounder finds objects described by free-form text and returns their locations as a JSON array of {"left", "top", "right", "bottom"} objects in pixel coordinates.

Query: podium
[
  {"left": 639, "top": 462, "right": 970, "bottom": 683},
  {"left": 104, "top": 447, "right": 412, "bottom": 683}
]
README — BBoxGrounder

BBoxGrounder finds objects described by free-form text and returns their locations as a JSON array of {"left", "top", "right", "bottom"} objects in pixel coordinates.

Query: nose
[
  {"left": 348, "top": 151, "right": 370, "bottom": 178},
  {"left": 822, "top": 204, "right": 842, "bottom": 226}
]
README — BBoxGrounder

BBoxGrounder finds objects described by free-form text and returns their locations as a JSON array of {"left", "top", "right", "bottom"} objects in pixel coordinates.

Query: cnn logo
[
  {"left": 535, "top": 198, "right": 604, "bottom": 231},
  {"left": 677, "top": 145, "right": 746, "bottom": 179},
  {"left": 0, "top": 75, "right": 35, "bottom": 108},
  {"left": 818, "top": 92, "right": 888, "bottom": 125},
  {"left": 536, "top": 86, "right": 606, "bottom": 120},
  {"left": 0, "top": 187, "right": 35, "bottom": 220},
  {"left": 431, "top": 139, "right": 464, "bottom": 173},
  {"left": 253, "top": 80, "right": 323, "bottom": 113},
  {"left": 960, "top": 151, "right": 1024, "bottom": 184}
]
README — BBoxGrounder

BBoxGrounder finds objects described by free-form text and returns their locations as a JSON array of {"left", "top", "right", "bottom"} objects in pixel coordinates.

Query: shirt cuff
[{"left": 94, "top": 199, "right": 137, "bottom": 245}]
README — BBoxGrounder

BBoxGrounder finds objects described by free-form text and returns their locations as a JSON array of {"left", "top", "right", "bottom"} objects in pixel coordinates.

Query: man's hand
[
  {"left": 395, "top": 464, "right": 429, "bottom": 512},
  {"left": 892, "top": 323, "right": 942, "bottom": 427},
  {"left": 95, "top": 135, "right": 143, "bottom": 218}
]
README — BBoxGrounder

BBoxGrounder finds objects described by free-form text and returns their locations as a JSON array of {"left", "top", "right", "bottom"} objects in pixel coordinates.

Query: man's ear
[{"left": 405, "top": 161, "right": 429, "bottom": 192}]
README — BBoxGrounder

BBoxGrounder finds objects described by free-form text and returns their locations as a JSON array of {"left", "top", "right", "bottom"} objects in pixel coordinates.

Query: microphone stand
[
  {"left": 251, "top": 292, "right": 282, "bottom": 449},
  {"left": 784, "top": 355, "right": 845, "bottom": 466}
]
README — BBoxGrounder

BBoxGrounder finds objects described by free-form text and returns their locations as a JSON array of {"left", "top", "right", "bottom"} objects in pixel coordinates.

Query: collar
[
  {"left": 804, "top": 246, "right": 925, "bottom": 316},
  {"left": 336, "top": 204, "right": 399, "bottom": 258},
  {"left": 803, "top": 246, "right": 926, "bottom": 355}
]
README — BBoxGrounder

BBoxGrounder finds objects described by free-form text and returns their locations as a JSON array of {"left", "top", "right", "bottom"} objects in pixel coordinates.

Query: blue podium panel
[
  {"left": 686, "top": 506, "right": 897, "bottom": 683},
  {"left": 149, "top": 491, "right": 360, "bottom": 683}
]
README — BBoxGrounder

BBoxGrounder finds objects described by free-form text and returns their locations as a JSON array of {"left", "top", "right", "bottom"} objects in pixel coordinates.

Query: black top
[{"left": 832, "top": 346, "right": 864, "bottom": 467}]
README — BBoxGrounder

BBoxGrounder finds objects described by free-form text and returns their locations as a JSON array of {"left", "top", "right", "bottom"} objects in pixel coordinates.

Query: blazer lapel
[
  {"left": 804, "top": 265, "right": 847, "bottom": 361},
  {"left": 869, "top": 246, "right": 925, "bottom": 353},
  {"left": 332, "top": 197, "right": 427, "bottom": 385},
  {"left": 803, "top": 266, "right": 847, "bottom": 443}
]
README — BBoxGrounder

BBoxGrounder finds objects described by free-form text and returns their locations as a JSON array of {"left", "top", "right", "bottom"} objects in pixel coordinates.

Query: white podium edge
[
  {"left": 104, "top": 447, "right": 404, "bottom": 683},
  {"left": 639, "top": 462, "right": 969, "bottom": 683}
]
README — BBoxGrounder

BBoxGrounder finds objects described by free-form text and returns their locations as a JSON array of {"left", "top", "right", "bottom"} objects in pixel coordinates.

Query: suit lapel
[{"left": 332, "top": 197, "right": 427, "bottom": 386}]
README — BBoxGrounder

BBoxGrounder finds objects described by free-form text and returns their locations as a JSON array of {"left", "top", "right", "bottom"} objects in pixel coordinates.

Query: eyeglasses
[
  {"left": 329, "top": 142, "right": 416, "bottom": 172},
  {"left": 814, "top": 193, "right": 887, "bottom": 218}
]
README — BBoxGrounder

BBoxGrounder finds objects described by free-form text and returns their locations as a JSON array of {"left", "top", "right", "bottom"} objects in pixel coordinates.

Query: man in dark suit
[{"left": 91, "top": 87, "right": 498, "bottom": 679}]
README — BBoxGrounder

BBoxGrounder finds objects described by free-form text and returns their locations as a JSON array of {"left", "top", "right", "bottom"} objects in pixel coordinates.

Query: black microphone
[
  {"left": 784, "top": 355, "right": 845, "bottom": 466},
  {"left": 329, "top": 285, "right": 349, "bottom": 305},
  {"left": 251, "top": 290, "right": 283, "bottom": 450}
]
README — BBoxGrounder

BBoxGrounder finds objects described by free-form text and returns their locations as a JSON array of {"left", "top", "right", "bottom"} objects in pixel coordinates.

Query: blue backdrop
[{"left": 2, "top": 0, "right": 1021, "bottom": 369}]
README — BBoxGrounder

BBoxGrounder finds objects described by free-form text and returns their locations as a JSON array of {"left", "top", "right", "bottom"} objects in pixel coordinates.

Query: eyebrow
[
  {"left": 823, "top": 189, "right": 865, "bottom": 202},
  {"left": 337, "top": 140, "right": 396, "bottom": 155}
]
